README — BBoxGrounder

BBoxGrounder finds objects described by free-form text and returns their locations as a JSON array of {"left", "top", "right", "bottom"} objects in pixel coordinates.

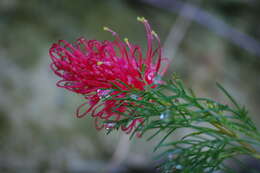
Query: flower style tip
[
  {"left": 137, "top": 16, "right": 147, "bottom": 23},
  {"left": 49, "top": 18, "right": 169, "bottom": 135}
]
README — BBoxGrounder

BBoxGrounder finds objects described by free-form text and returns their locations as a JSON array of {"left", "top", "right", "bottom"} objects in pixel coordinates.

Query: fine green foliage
[{"left": 104, "top": 77, "right": 260, "bottom": 173}]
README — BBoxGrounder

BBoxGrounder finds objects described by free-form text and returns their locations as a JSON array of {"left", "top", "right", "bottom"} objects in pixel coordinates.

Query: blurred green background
[{"left": 0, "top": 0, "right": 260, "bottom": 172}]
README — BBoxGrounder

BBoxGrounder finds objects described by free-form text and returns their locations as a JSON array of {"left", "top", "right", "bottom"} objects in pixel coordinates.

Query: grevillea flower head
[{"left": 49, "top": 17, "right": 169, "bottom": 134}]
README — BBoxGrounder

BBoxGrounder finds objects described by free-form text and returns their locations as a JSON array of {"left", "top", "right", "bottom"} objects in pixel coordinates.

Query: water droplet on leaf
[
  {"left": 130, "top": 94, "right": 138, "bottom": 100},
  {"left": 176, "top": 165, "right": 182, "bottom": 170},
  {"left": 160, "top": 110, "right": 171, "bottom": 121}
]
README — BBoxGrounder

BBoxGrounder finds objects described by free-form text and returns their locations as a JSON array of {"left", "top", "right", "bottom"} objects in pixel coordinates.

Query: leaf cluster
[{"left": 104, "top": 78, "right": 260, "bottom": 173}]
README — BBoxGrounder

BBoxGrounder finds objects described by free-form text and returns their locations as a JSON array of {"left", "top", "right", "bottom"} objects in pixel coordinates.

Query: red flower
[{"left": 49, "top": 17, "right": 168, "bottom": 134}]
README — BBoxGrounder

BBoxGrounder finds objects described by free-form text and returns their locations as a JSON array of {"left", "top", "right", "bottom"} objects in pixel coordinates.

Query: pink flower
[{"left": 49, "top": 17, "right": 168, "bottom": 134}]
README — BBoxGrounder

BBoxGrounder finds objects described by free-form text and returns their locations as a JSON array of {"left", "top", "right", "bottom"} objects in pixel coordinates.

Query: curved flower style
[{"left": 49, "top": 17, "right": 168, "bottom": 134}]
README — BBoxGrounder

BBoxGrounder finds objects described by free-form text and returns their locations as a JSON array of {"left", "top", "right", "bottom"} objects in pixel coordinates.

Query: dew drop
[
  {"left": 160, "top": 114, "right": 165, "bottom": 119},
  {"left": 176, "top": 165, "right": 182, "bottom": 170},
  {"left": 147, "top": 72, "right": 154, "bottom": 81},
  {"left": 153, "top": 75, "right": 162, "bottom": 84},
  {"left": 97, "top": 89, "right": 111, "bottom": 99},
  {"left": 130, "top": 94, "right": 138, "bottom": 100},
  {"left": 160, "top": 110, "right": 171, "bottom": 121},
  {"left": 168, "top": 153, "right": 174, "bottom": 160},
  {"left": 105, "top": 122, "right": 116, "bottom": 130}
]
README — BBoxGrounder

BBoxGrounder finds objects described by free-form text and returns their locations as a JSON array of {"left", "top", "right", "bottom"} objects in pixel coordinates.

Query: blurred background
[{"left": 0, "top": 0, "right": 260, "bottom": 172}]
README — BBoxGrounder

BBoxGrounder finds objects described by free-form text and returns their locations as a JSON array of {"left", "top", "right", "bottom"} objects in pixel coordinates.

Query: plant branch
[{"left": 107, "top": 78, "right": 260, "bottom": 172}]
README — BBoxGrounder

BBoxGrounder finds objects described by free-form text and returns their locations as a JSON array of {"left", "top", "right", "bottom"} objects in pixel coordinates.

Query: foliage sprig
[{"left": 105, "top": 78, "right": 260, "bottom": 173}]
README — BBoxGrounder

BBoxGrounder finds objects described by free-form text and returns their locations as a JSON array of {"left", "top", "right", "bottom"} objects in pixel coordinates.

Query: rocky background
[{"left": 0, "top": 0, "right": 260, "bottom": 172}]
